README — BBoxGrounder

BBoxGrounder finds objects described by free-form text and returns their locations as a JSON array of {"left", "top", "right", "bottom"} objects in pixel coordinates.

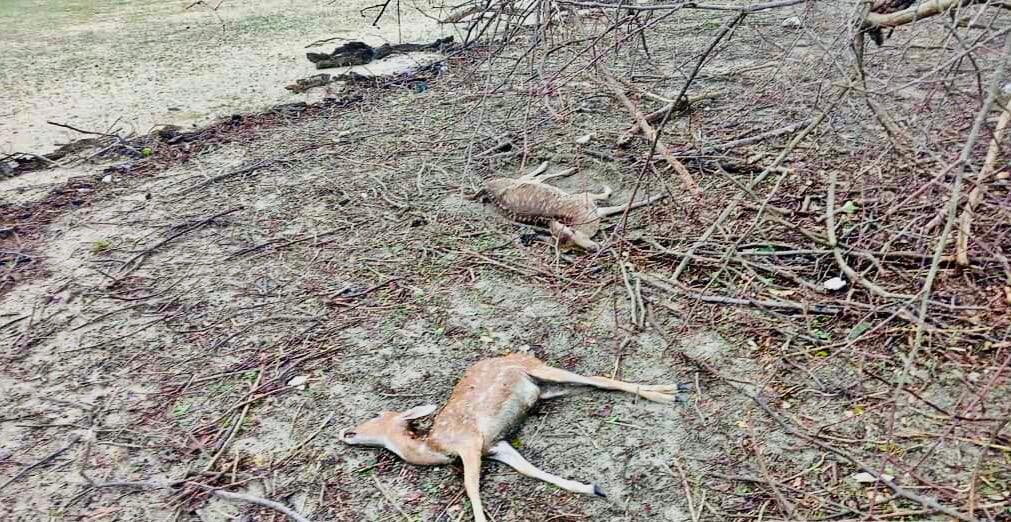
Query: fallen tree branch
[
  {"left": 696, "top": 119, "right": 814, "bottom": 152},
  {"left": 206, "top": 488, "right": 313, "bottom": 522},
  {"left": 119, "top": 207, "right": 243, "bottom": 274},
  {"left": 640, "top": 271, "right": 842, "bottom": 314},
  {"left": 825, "top": 171, "right": 910, "bottom": 299},
  {"left": 746, "top": 396, "right": 977, "bottom": 522},
  {"left": 617, "top": 93, "right": 717, "bottom": 146},
  {"left": 956, "top": 100, "right": 1011, "bottom": 266},
  {"left": 865, "top": 0, "right": 988, "bottom": 28},
  {"left": 893, "top": 29, "right": 1011, "bottom": 446},
  {"left": 558, "top": 0, "right": 811, "bottom": 13},
  {"left": 670, "top": 86, "right": 849, "bottom": 282},
  {"left": 46, "top": 120, "right": 119, "bottom": 138},
  {"left": 596, "top": 63, "right": 702, "bottom": 196},
  {"left": 179, "top": 142, "right": 330, "bottom": 194}
]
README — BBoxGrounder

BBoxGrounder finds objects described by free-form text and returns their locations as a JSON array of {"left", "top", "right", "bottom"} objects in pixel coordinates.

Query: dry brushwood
[
  {"left": 597, "top": 63, "right": 702, "bottom": 197},
  {"left": 478, "top": 162, "right": 666, "bottom": 250},
  {"left": 342, "top": 353, "right": 688, "bottom": 522}
]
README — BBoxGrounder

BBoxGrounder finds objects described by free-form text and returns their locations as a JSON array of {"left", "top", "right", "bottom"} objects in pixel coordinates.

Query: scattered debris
[
  {"left": 850, "top": 472, "right": 896, "bottom": 484},
  {"left": 822, "top": 277, "right": 848, "bottom": 291}
]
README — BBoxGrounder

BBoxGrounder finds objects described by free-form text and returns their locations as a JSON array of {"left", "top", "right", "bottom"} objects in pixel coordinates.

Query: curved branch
[{"left": 865, "top": 0, "right": 986, "bottom": 28}]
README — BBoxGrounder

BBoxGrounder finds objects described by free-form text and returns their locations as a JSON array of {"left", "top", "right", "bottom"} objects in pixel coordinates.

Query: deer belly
[{"left": 478, "top": 377, "right": 540, "bottom": 445}]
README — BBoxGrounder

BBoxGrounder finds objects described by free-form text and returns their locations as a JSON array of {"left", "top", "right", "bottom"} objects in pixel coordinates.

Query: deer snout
[{"left": 340, "top": 429, "right": 357, "bottom": 442}]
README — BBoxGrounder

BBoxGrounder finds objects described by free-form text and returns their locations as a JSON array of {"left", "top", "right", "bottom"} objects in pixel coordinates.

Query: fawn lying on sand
[
  {"left": 342, "top": 353, "right": 688, "bottom": 522},
  {"left": 479, "top": 162, "right": 666, "bottom": 250}
]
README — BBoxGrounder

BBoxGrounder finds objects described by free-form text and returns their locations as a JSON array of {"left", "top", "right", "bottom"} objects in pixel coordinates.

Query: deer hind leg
[
  {"left": 527, "top": 364, "right": 689, "bottom": 403},
  {"left": 488, "top": 441, "right": 605, "bottom": 497},
  {"left": 575, "top": 185, "right": 613, "bottom": 202},
  {"left": 596, "top": 193, "right": 667, "bottom": 218},
  {"left": 459, "top": 444, "right": 488, "bottom": 522},
  {"left": 518, "top": 161, "right": 550, "bottom": 180}
]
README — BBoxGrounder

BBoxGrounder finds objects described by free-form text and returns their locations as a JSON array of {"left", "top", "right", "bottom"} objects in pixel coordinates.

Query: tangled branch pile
[{"left": 432, "top": 0, "right": 1011, "bottom": 519}]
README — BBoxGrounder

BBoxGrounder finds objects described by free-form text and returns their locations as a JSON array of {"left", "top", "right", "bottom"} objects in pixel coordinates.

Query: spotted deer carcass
[
  {"left": 479, "top": 162, "right": 666, "bottom": 251},
  {"left": 341, "top": 353, "right": 688, "bottom": 522}
]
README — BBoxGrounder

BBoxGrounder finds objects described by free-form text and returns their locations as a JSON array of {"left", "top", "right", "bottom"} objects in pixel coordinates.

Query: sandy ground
[
  {"left": 2, "top": 1, "right": 1010, "bottom": 521},
  {"left": 0, "top": 0, "right": 455, "bottom": 155}
]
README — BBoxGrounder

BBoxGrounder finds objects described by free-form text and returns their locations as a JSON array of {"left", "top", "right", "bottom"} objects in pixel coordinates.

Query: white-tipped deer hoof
[{"left": 593, "top": 485, "right": 607, "bottom": 498}]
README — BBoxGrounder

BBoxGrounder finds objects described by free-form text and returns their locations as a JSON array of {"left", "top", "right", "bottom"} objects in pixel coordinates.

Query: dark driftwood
[
  {"left": 285, "top": 61, "right": 446, "bottom": 93},
  {"left": 305, "top": 36, "right": 455, "bottom": 69}
]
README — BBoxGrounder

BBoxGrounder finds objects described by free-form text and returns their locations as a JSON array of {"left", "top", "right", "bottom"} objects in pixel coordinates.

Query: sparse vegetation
[{"left": 1, "top": 0, "right": 1010, "bottom": 521}]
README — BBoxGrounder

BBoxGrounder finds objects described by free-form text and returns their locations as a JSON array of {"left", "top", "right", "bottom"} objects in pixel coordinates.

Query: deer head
[{"left": 341, "top": 404, "right": 450, "bottom": 465}]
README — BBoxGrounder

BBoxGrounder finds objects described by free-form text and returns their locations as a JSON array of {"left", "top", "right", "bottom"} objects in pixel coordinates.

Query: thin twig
[
  {"left": 372, "top": 473, "right": 413, "bottom": 522},
  {"left": 0, "top": 435, "right": 81, "bottom": 492},
  {"left": 893, "top": 32, "right": 1011, "bottom": 435},
  {"left": 825, "top": 171, "right": 909, "bottom": 299},
  {"left": 597, "top": 63, "right": 701, "bottom": 196},
  {"left": 119, "top": 207, "right": 243, "bottom": 274},
  {"left": 202, "top": 486, "right": 313, "bottom": 522},
  {"left": 956, "top": 100, "right": 1011, "bottom": 266}
]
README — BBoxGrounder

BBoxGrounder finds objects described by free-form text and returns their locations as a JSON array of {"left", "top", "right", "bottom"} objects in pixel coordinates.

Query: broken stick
[
  {"left": 956, "top": 101, "right": 1011, "bottom": 266},
  {"left": 596, "top": 64, "right": 702, "bottom": 197}
]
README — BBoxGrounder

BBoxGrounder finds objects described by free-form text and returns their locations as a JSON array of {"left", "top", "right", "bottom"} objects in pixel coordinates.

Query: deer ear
[{"left": 399, "top": 404, "right": 437, "bottom": 421}]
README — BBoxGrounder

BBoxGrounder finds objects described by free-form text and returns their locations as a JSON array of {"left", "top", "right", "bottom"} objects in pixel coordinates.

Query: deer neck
[{"left": 385, "top": 430, "right": 453, "bottom": 466}]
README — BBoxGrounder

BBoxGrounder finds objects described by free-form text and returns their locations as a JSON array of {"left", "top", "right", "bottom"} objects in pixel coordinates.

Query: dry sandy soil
[
  {"left": 0, "top": 0, "right": 458, "bottom": 154},
  {"left": 2, "top": 0, "right": 1011, "bottom": 521}
]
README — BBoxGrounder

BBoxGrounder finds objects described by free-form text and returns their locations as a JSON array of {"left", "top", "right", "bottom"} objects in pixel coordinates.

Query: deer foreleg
[
  {"left": 460, "top": 444, "right": 488, "bottom": 522},
  {"left": 527, "top": 365, "right": 689, "bottom": 403},
  {"left": 575, "top": 185, "right": 613, "bottom": 202},
  {"left": 488, "top": 441, "right": 604, "bottom": 497},
  {"left": 596, "top": 193, "right": 667, "bottom": 218}
]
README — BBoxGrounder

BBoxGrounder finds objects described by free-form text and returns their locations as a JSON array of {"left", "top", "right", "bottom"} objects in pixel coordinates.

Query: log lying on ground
[
  {"left": 865, "top": 0, "right": 990, "bottom": 29},
  {"left": 306, "top": 36, "right": 455, "bottom": 69}
]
